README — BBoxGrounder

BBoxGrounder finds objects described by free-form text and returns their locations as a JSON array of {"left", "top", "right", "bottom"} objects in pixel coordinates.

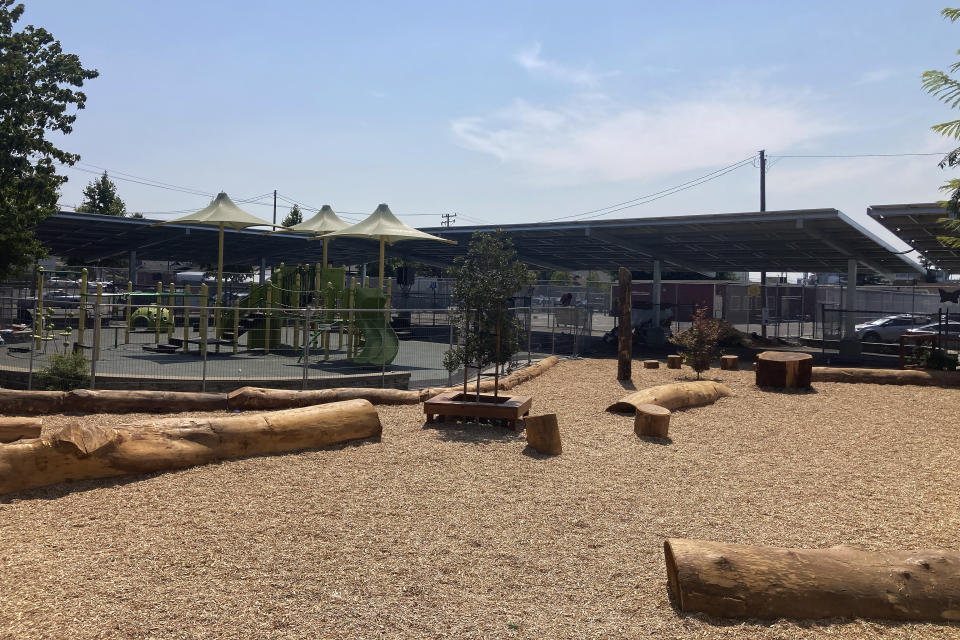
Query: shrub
[
  {"left": 669, "top": 305, "right": 721, "bottom": 379},
  {"left": 35, "top": 351, "right": 90, "bottom": 390}
]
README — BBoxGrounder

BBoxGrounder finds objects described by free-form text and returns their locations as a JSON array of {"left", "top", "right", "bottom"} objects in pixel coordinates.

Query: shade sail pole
[
  {"left": 322, "top": 237, "right": 329, "bottom": 269},
  {"left": 216, "top": 222, "right": 224, "bottom": 341},
  {"left": 379, "top": 236, "right": 385, "bottom": 292}
]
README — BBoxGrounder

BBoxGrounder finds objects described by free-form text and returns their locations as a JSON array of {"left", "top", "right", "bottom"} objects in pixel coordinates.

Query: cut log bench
[
  {"left": 666, "top": 355, "right": 682, "bottom": 369},
  {"left": 525, "top": 413, "right": 562, "bottom": 454},
  {"left": 755, "top": 351, "right": 813, "bottom": 389},
  {"left": 643, "top": 360, "right": 660, "bottom": 369},
  {"left": 720, "top": 355, "right": 739, "bottom": 370},
  {"left": 634, "top": 404, "right": 670, "bottom": 437},
  {"left": 423, "top": 390, "right": 532, "bottom": 430}
]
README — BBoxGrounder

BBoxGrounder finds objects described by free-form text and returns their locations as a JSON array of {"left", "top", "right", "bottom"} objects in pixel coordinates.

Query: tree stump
[
  {"left": 525, "top": 413, "right": 561, "bottom": 455},
  {"left": 634, "top": 404, "right": 670, "bottom": 437},
  {"left": 720, "top": 355, "right": 739, "bottom": 370},
  {"left": 667, "top": 354, "right": 682, "bottom": 369},
  {"left": 755, "top": 351, "right": 812, "bottom": 388},
  {"left": 643, "top": 359, "right": 659, "bottom": 369}
]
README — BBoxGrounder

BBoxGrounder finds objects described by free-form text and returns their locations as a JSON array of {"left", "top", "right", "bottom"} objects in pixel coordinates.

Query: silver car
[
  {"left": 855, "top": 315, "right": 930, "bottom": 342},
  {"left": 906, "top": 322, "right": 960, "bottom": 337}
]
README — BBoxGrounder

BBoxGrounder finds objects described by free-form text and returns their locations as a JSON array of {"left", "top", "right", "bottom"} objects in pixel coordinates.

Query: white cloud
[
  {"left": 514, "top": 42, "right": 615, "bottom": 87},
  {"left": 451, "top": 86, "right": 843, "bottom": 185},
  {"left": 854, "top": 69, "right": 900, "bottom": 85}
]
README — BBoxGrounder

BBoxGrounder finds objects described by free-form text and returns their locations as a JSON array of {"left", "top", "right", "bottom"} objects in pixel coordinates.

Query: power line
[
  {"left": 540, "top": 156, "right": 756, "bottom": 223},
  {"left": 770, "top": 152, "right": 949, "bottom": 158},
  {"left": 73, "top": 162, "right": 214, "bottom": 197}
]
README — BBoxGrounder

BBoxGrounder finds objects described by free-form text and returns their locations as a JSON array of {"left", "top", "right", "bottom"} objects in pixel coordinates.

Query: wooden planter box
[{"left": 423, "top": 390, "right": 532, "bottom": 430}]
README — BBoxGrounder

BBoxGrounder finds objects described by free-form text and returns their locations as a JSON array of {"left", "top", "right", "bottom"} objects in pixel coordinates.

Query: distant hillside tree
[
  {"left": 76, "top": 171, "right": 126, "bottom": 216},
  {"left": 0, "top": 1, "right": 98, "bottom": 279},
  {"left": 281, "top": 204, "right": 303, "bottom": 227}
]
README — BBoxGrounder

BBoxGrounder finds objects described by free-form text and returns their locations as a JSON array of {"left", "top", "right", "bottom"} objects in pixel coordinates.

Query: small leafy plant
[
  {"left": 36, "top": 351, "right": 90, "bottom": 390},
  {"left": 669, "top": 305, "right": 721, "bottom": 379}
]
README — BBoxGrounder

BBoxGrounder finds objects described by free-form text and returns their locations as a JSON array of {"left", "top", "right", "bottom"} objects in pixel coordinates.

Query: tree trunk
[
  {"left": 617, "top": 267, "right": 632, "bottom": 380},
  {"left": 63, "top": 389, "right": 228, "bottom": 413},
  {"left": 634, "top": 404, "right": 670, "bottom": 437},
  {"left": 228, "top": 386, "right": 420, "bottom": 410},
  {"left": 0, "top": 399, "right": 381, "bottom": 496},
  {"left": 664, "top": 538, "right": 960, "bottom": 622},
  {"left": 0, "top": 417, "right": 42, "bottom": 443},
  {"left": 606, "top": 381, "right": 733, "bottom": 414},
  {"left": 524, "top": 413, "right": 561, "bottom": 455},
  {"left": 755, "top": 351, "right": 813, "bottom": 388},
  {"left": 812, "top": 367, "right": 960, "bottom": 387}
]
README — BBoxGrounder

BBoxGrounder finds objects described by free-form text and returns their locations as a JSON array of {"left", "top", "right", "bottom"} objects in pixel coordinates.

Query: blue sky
[{"left": 25, "top": 0, "right": 960, "bottom": 237}]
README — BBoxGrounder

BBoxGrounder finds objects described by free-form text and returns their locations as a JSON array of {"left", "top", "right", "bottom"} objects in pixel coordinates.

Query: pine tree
[
  {"left": 76, "top": 171, "right": 126, "bottom": 216},
  {"left": 281, "top": 204, "right": 303, "bottom": 227}
]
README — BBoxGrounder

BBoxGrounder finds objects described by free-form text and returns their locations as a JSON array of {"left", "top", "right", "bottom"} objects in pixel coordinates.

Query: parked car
[
  {"left": 906, "top": 322, "right": 960, "bottom": 337},
  {"left": 855, "top": 314, "right": 930, "bottom": 342}
]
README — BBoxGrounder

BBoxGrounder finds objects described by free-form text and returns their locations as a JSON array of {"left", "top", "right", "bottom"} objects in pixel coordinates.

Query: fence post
[
  {"left": 447, "top": 315, "right": 454, "bottom": 387},
  {"left": 91, "top": 299, "right": 100, "bottom": 390},
  {"left": 168, "top": 282, "right": 175, "bottom": 342},
  {"left": 527, "top": 307, "right": 532, "bottom": 365},
  {"left": 200, "top": 283, "right": 208, "bottom": 391},
  {"left": 302, "top": 307, "right": 310, "bottom": 390},
  {"left": 155, "top": 281, "right": 162, "bottom": 344},
  {"left": 233, "top": 299, "right": 240, "bottom": 354},
  {"left": 551, "top": 306, "right": 556, "bottom": 355},
  {"left": 125, "top": 280, "right": 132, "bottom": 344},
  {"left": 381, "top": 306, "right": 387, "bottom": 388},
  {"left": 27, "top": 291, "right": 36, "bottom": 390}
]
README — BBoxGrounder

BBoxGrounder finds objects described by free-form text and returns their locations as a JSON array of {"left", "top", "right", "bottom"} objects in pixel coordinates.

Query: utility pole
[
  {"left": 759, "top": 149, "right": 768, "bottom": 338},
  {"left": 272, "top": 189, "right": 277, "bottom": 226},
  {"left": 441, "top": 212, "right": 457, "bottom": 228}
]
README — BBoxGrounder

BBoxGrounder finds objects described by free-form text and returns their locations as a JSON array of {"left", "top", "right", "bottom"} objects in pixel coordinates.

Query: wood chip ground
[{"left": 1, "top": 358, "right": 958, "bottom": 639}]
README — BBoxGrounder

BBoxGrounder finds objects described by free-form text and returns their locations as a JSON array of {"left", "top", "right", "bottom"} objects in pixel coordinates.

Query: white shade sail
[
  {"left": 325, "top": 203, "right": 456, "bottom": 245},
  {"left": 154, "top": 192, "right": 277, "bottom": 230},
  {"left": 274, "top": 205, "right": 350, "bottom": 236}
]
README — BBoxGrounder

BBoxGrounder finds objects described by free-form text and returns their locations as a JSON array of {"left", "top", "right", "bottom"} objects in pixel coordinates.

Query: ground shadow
[
  {"left": 618, "top": 379, "right": 637, "bottom": 391},
  {"left": 422, "top": 419, "right": 525, "bottom": 444},
  {"left": 521, "top": 444, "right": 559, "bottom": 459},
  {"left": 637, "top": 435, "right": 672, "bottom": 446},
  {"left": 755, "top": 385, "right": 819, "bottom": 395}
]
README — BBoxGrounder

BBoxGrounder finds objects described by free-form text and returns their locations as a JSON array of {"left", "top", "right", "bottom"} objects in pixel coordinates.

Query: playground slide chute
[{"left": 352, "top": 288, "right": 399, "bottom": 366}]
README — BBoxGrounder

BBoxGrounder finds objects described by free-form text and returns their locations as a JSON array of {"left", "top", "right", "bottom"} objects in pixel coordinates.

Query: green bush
[
  {"left": 920, "top": 347, "right": 959, "bottom": 371},
  {"left": 35, "top": 351, "right": 90, "bottom": 390}
]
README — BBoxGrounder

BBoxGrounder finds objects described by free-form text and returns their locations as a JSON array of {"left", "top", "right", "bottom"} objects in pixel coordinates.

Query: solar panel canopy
[{"left": 868, "top": 203, "right": 960, "bottom": 273}]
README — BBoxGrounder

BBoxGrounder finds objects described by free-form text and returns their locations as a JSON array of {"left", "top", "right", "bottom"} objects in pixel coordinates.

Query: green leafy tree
[
  {"left": 76, "top": 171, "right": 126, "bottom": 216},
  {"left": 444, "top": 230, "right": 534, "bottom": 399},
  {"left": 0, "top": 1, "right": 98, "bottom": 279},
  {"left": 549, "top": 270, "right": 572, "bottom": 282},
  {"left": 923, "top": 7, "right": 960, "bottom": 245},
  {"left": 281, "top": 203, "right": 303, "bottom": 227}
]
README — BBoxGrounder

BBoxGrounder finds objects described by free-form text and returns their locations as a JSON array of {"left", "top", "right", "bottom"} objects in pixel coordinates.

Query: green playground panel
[
  {"left": 351, "top": 287, "right": 399, "bottom": 366},
  {"left": 130, "top": 305, "right": 172, "bottom": 330}
]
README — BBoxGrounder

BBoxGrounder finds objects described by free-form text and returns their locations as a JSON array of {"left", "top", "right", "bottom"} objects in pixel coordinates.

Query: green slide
[{"left": 351, "top": 287, "right": 399, "bottom": 366}]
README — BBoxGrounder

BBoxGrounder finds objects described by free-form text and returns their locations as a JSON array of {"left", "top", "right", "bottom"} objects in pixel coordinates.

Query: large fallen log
[
  {"left": 606, "top": 381, "right": 733, "bottom": 414},
  {"left": 664, "top": 538, "right": 960, "bottom": 622},
  {"left": 63, "top": 389, "right": 228, "bottom": 413},
  {"left": 0, "top": 389, "right": 65, "bottom": 415},
  {"left": 0, "top": 417, "right": 42, "bottom": 443},
  {"left": 0, "top": 399, "right": 381, "bottom": 496},
  {"left": 228, "top": 386, "right": 420, "bottom": 411},
  {"left": 812, "top": 367, "right": 960, "bottom": 387}
]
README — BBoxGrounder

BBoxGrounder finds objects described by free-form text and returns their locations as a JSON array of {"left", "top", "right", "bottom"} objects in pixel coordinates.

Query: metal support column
[{"left": 839, "top": 258, "right": 862, "bottom": 360}]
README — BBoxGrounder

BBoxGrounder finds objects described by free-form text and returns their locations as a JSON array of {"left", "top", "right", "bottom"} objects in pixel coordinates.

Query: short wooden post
[
  {"left": 525, "top": 414, "right": 562, "bottom": 455},
  {"left": 721, "top": 355, "right": 739, "bottom": 370},
  {"left": 667, "top": 354, "right": 682, "bottom": 369},
  {"left": 634, "top": 404, "right": 670, "bottom": 438},
  {"left": 643, "top": 359, "right": 659, "bottom": 369}
]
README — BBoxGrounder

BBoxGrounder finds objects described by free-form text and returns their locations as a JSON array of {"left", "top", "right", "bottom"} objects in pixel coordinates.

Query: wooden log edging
[
  {"left": 606, "top": 381, "right": 733, "bottom": 414},
  {"left": 0, "top": 357, "right": 562, "bottom": 415},
  {"left": 0, "top": 399, "right": 382, "bottom": 496},
  {"left": 664, "top": 538, "right": 960, "bottom": 622},
  {"left": 0, "top": 417, "right": 42, "bottom": 443},
  {"left": 812, "top": 367, "right": 960, "bottom": 387}
]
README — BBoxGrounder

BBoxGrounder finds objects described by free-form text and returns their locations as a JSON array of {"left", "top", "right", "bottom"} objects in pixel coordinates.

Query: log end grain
[
  {"left": 634, "top": 404, "right": 670, "bottom": 438},
  {"left": 525, "top": 413, "right": 562, "bottom": 455}
]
